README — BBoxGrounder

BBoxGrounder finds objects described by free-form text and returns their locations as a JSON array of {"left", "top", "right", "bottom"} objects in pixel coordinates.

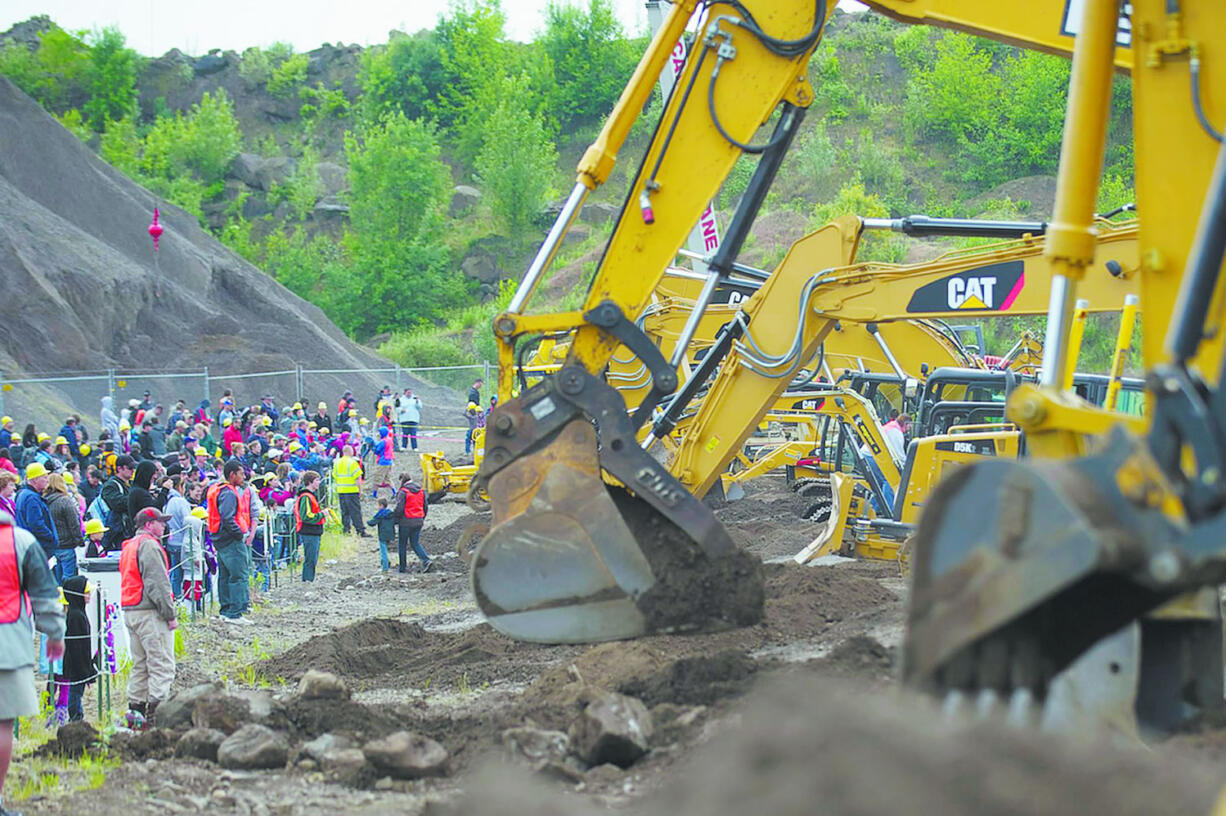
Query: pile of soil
[
  {"left": 818, "top": 635, "right": 895, "bottom": 679},
  {"left": 257, "top": 618, "right": 582, "bottom": 692},
  {"left": 711, "top": 485, "right": 827, "bottom": 560},
  {"left": 421, "top": 510, "right": 492, "bottom": 572},
  {"left": 761, "top": 562, "right": 897, "bottom": 641}
]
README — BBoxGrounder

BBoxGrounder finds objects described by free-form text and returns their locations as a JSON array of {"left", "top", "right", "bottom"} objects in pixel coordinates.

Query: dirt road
[{"left": 14, "top": 465, "right": 1225, "bottom": 815}]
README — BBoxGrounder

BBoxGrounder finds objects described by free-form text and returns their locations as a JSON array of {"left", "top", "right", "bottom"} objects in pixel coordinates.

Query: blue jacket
[
  {"left": 366, "top": 507, "right": 396, "bottom": 541},
  {"left": 59, "top": 424, "right": 81, "bottom": 457},
  {"left": 14, "top": 485, "right": 59, "bottom": 555}
]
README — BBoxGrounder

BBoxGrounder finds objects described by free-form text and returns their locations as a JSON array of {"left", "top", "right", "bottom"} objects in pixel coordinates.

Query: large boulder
[
  {"left": 579, "top": 201, "right": 620, "bottom": 224},
  {"left": 193, "top": 54, "right": 228, "bottom": 76},
  {"left": 316, "top": 162, "right": 348, "bottom": 196},
  {"left": 568, "top": 691, "right": 653, "bottom": 768},
  {"left": 175, "top": 727, "right": 227, "bottom": 762},
  {"left": 362, "top": 731, "right": 449, "bottom": 780},
  {"left": 154, "top": 681, "right": 222, "bottom": 729},
  {"left": 301, "top": 732, "right": 355, "bottom": 762},
  {"left": 253, "top": 157, "right": 298, "bottom": 192},
  {"left": 502, "top": 727, "right": 570, "bottom": 766},
  {"left": 191, "top": 689, "right": 282, "bottom": 734},
  {"left": 217, "top": 724, "right": 289, "bottom": 770},
  {"left": 320, "top": 747, "right": 369, "bottom": 786},
  {"left": 230, "top": 153, "right": 265, "bottom": 188}
]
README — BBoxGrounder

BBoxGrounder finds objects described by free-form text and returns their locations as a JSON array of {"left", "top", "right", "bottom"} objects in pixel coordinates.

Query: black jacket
[
  {"left": 366, "top": 508, "right": 396, "bottom": 541},
  {"left": 129, "top": 460, "right": 162, "bottom": 520},
  {"left": 100, "top": 475, "right": 131, "bottom": 549},
  {"left": 62, "top": 575, "right": 95, "bottom": 684}
]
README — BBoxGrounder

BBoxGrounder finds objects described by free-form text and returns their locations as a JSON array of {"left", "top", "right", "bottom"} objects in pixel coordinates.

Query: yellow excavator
[{"left": 466, "top": 0, "right": 1149, "bottom": 645}]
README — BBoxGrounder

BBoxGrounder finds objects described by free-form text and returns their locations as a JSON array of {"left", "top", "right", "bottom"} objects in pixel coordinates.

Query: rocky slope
[{"left": 0, "top": 76, "right": 459, "bottom": 430}]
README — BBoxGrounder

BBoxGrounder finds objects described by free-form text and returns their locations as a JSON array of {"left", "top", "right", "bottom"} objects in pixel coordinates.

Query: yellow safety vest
[{"left": 331, "top": 456, "right": 361, "bottom": 493}]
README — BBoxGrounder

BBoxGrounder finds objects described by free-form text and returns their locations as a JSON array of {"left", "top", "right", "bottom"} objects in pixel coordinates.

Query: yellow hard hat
[
  {"left": 288, "top": 441, "right": 302, "bottom": 452},
  {"left": 79, "top": 444, "right": 91, "bottom": 456},
  {"left": 118, "top": 421, "right": 131, "bottom": 431},
  {"left": 222, "top": 417, "right": 232, "bottom": 426},
  {"left": 348, "top": 409, "right": 357, "bottom": 417},
  {"left": 54, "top": 436, "right": 68, "bottom": 446},
  {"left": 36, "top": 433, "right": 49, "bottom": 443},
  {"left": 359, "top": 417, "right": 369, "bottom": 425},
  {"left": 194, "top": 447, "right": 209, "bottom": 457},
  {"left": 293, "top": 402, "right": 302, "bottom": 411},
  {"left": 84, "top": 518, "right": 108, "bottom": 536},
  {"left": 0, "top": 416, "right": 10, "bottom": 425},
  {"left": 190, "top": 506, "right": 207, "bottom": 520},
  {"left": 317, "top": 402, "right": 327, "bottom": 410},
  {"left": 263, "top": 416, "right": 272, "bottom": 427},
  {"left": 63, "top": 473, "right": 75, "bottom": 486},
  {"left": 25, "top": 462, "right": 47, "bottom": 480},
  {"left": 467, "top": 402, "right": 478, "bottom": 411},
  {"left": 308, "top": 421, "right": 317, "bottom": 428}
]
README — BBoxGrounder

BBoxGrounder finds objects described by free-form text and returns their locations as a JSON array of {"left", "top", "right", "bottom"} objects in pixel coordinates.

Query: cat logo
[{"left": 906, "top": 260, "right": 1025, "bottom": 314}]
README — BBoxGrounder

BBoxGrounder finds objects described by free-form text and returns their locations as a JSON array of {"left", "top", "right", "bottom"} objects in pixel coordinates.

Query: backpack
[{"left": 87, "top": 493, "right": 111, "bottom": 525}]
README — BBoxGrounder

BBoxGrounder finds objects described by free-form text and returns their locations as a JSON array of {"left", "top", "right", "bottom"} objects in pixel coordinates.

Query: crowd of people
[{"left": 0, "top": 383, "right": 447, "bottom": 808}]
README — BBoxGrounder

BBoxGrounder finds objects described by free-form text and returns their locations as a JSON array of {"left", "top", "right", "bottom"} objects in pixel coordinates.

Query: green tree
[
  {"left": 267, "top": 51, "right": 308, "bottom": 97},
  {"left": 541, "top": 0, "right": 637, "bottom": 127},
  {"left": 344, "top": 113, "right": 464, "bottom": 335},
  {"left": 81, "top": 26, "right": 140, "bottom": 129},
  {"left": 355, "top": 30, "right": 447, "bottom": 124},
  {"left": 810, "top": 178, "right": 906, "bottom": 263},
  {"left": 904, "top": 32, "right": 1000, "bottom": 144},
  {"left": 475, "top": 74, "right": 559, "bottom": 240}
]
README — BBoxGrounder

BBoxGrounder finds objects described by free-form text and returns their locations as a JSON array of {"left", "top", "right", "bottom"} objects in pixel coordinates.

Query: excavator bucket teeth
[{"left": 471, "top": 418, "right": 763, "bottom": 643}]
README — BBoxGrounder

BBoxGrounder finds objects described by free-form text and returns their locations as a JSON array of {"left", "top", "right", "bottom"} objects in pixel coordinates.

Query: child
[
  {"left": 83, "top": 517, "right": 110, "bottom": 558},
  {"left": 182, "top": 506, "right": 209, "bottom": 611},
  {"left": 366, "top": 498, "right": 395, "bottom": 573},
  {"left": 61, "top": 575, "right": 95, "bottom": 722}
]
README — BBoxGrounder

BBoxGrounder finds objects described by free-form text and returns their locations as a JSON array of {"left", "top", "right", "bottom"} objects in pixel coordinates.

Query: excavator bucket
[{"left": 469, "top": 370, "right": 764, "bottom": 643}]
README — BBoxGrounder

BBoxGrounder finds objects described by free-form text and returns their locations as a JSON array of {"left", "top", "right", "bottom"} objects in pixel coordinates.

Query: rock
[
  {"left": 256, "top": 157, "right": 298, "bottom": 192},
  {"left": 362, "top": 731, "right": 449, "bottom": 780},
  {"left": 320, "top": 747, "right": 369, "bottom": 785},
  {"left": 230, "top": 153, "right": 265, "bottom": 188},
  {"left": 301, "top": 733, "right": 355, "bottom": 762},
  {"left": 460, "top": 248, "right": 501, "bottom": 285},
  {"left": 313, "top": 195, "right": 349, "bottom": 216},
  {"left": 217, "top": 724, "right": 289, "bottom": 770},
  {"left": 298, "top": 758, "right": 319, "bottom": 771},
  {"left": 242, "top": 194, "right": 272, "bottom": 221},
  {"left": 316, "top": 162, "right": 348, "bottom": 196},
  {"left": 537, "top": 760, "right": 586, "bottom": 785},
  {"left": 450, "top": 185, "right": 481, "bottom": 217},
  {"left": 579, "top": 201, "right": 620, "bottom": 224},
  {"left": 193, "top": 54, "right": 228, "bottom": 76},
  {"left": 568, "top": 692, "right": 653, "bottom": 768},
  {"left": 155, "top": 681, "right": 222, "bottom": 729},
  {"left": 374, "top": 776, "right": 394, "bottom": 791},
  {"left": 192, "top": 693, "right": 252, "bottom": 735},
  {"left": 54, "top": 721, "right": 100, "bottom": 758},
  {"left": 585, "top": 762, "right": 626, "bottom": 786},
  {"left": 176, "top": 728, "right": 227, "bottom": 762},
  {"left": 298, "top": 670, "right": 350, "bottom": 701},
  {"left": 502, "top": 727, "right": 570, "bottom": 766}
]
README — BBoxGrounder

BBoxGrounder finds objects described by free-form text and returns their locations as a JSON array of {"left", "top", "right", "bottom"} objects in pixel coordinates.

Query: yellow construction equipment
[{"left": 468, "top": 0, "right": 1152, "bottom": 645}]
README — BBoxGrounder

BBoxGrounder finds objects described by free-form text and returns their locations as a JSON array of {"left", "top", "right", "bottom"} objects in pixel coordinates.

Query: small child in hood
[
  {"left": 367, "top": 498, "right": 395, "bottom": 573},
  {"left": 61, "top": 575, "right": 96, "bottom": 722}
]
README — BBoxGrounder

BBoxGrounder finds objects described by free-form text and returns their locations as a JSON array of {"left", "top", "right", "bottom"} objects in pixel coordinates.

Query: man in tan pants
[{"left": 120, "top": 507, "right": 177, "bottom": 722}]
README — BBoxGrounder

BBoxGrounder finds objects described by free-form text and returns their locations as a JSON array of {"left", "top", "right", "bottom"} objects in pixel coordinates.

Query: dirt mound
[
  {"left": 0, "top": 76, "right": 457, "bottom": 429},
  {"left": 820, "top": 635, "right": 895, "bottom": 678},
  {"left": 421, "top": 510, "right": 492, "bottom": 571},
  {"left": 457, "top": 675, "right": 1223, "bottom": 816},
  {"left": 762, "top": 562, "right": 897, "bottom": 641},
  {"left": 285, "top": 697, "right": 409, "bottom": 742},
  {"left": 257, "top": 618, "right": 580, "bottom": 692}
]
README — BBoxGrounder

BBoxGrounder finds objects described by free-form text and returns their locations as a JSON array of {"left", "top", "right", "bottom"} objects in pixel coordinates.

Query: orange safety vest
[
  {"left": 206, "top": 483, "right": 252, "bottom": 534},
  {"left": 402, "top": 488, "right": 425, "bottom": 519},
  {"left": 293, "top": 491, "right": 321, "bottom": 532},
  {"left": 119, "top": 533, "right": 169, "bottom": 608},
  {"left": 0, "top": 524, "right": 28, "bottom": 624}
]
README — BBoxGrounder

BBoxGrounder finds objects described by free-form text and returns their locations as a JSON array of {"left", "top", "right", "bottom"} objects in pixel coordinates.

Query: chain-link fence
[{"left": 0, "top": 362, "right": 492, "bottom": 437}]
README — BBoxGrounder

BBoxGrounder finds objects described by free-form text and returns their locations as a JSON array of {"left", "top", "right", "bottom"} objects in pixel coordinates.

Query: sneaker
[{"left": 421, "top": 560, "right": 435, "bottom": 574}]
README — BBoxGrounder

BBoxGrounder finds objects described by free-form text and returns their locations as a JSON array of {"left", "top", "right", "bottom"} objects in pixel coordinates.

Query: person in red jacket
[
  {"left": 220, "top": 418, "right": 243, "bottom": 457},
  {"left": 394, "top": 473, "right": 433, "bottom": 573}
]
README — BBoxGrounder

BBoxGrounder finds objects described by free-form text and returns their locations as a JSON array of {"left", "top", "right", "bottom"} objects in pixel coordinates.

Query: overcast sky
[{"left": 1, "top": 1, "right": 864, "bottom": 57}]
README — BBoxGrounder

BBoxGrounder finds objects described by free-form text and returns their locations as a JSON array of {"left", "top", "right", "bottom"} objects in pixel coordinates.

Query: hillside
[
  {"left": 0, "top": 6, "right": 1137, "bottom": 369},
  {"left": 0, "top": 75, "right": 458, "bottom": 429}
]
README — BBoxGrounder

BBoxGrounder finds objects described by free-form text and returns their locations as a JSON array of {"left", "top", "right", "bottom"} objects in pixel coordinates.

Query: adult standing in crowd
[
  {"left": 395, "top": 473, "right": 433, "bottom": 573},
  {"left": 163, "top": 474, "right": 192, "bottom": 601},
  {"left": 129, "top": 460, "right": 162, "bottom": 519},
  {"left": 207, "top": 461, "right": 252, "bottom": 624},
  {"left": 396, "top": 389, "right": 422, "bottom": 452},
  {"left": 467, "top": 378, "right": 482, "bottom": 408},
  {"left": 0, "top": 474, "right": 15, "bottom": 520},
  {"left": 14, "top": 463, "right": 60, "bottom": 579},
  {"left": 100, "top": 396, "right": 119, "bottom": 439},
  {"left": 293, "top": 471, "right": 325, "bottom": 582},
  {"left": 0, "top": 417, "right": 13, "bottom": 450},
  {"left": 311, "top": 402, "right": 331, "bottom": 434},
  {"left": 120, "top": 507, "right": 177, "bottom": 721},
  {"left": 44, "top": 473, "right": 82, "bottom": 581},
  {"left": 0, "top": 510, "right": 64, "bottom": 816},
  {"left": 331, "top": 445, "right": 366, "bottom": 537},
  {"left": 100, "top": 454, "right": 136, "bottom": 553}
]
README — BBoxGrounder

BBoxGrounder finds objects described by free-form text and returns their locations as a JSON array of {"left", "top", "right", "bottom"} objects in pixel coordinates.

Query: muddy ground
[{"left": 15, "top": 444, "right": 1226, "bottom": 815}]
